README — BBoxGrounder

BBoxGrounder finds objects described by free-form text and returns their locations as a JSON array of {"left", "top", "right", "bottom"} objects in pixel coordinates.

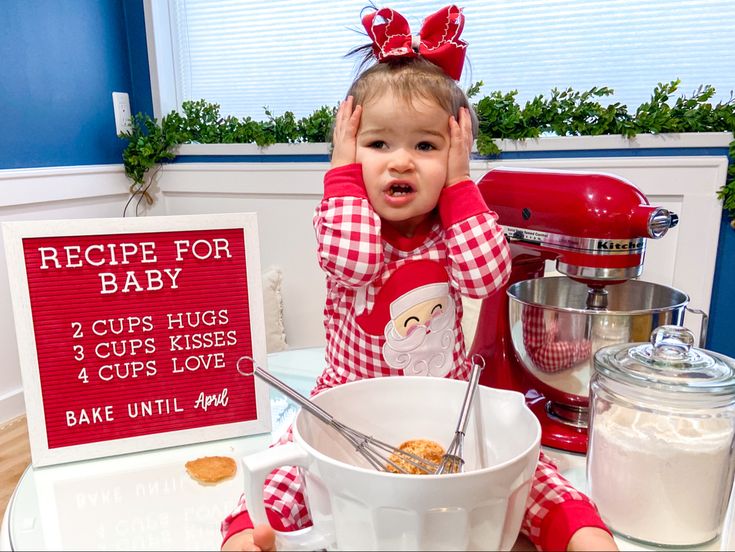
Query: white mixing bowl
[{"left": 242, "top": 376, "right": 541, "bottom": 551}]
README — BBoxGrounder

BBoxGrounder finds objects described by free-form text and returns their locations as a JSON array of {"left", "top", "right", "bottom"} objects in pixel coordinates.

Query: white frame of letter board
[{"left": 2, "top": 212, "right": 271, "bottom": 467}]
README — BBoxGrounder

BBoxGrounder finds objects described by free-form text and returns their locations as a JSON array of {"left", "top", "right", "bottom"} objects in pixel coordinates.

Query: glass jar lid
[{"left": 594, "top": 325, "right": 735, "bottom": 398}]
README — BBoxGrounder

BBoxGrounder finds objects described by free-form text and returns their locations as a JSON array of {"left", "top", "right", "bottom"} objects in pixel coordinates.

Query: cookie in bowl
[{"left": 386, "top": 439, "right": 445, "bottom": 474}]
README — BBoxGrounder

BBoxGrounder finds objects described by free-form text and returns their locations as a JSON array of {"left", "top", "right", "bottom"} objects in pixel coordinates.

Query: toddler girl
[{"left": 222, "top": 5, "right": 616, "bottom": 551}]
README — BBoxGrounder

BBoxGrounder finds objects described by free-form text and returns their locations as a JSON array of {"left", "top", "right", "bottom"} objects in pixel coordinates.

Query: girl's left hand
[{"left": 446, "top": 107, "right": 473, "bottom": 188}]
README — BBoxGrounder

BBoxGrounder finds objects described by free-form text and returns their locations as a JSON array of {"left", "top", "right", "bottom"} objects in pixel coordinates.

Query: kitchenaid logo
[
  {"left": 502, "top": 225, "right": 647, "bottom": 255},
  {"left": 596, "top": 239, "right": 644, "bottom": 251}
]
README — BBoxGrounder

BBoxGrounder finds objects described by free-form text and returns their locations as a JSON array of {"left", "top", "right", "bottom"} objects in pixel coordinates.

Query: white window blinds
[{"left": 150, "top": 0, "right": 735, "bottom": 120}]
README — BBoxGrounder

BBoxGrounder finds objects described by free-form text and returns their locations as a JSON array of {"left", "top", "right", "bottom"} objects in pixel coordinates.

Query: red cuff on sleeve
[
  {"left": 323, "top": 163, "right": 367, "bottom": 199},
  {"left": 438, "top": 180, "right": 490, "bottom": 227},
  {"left": 221, "top": 509, "right": 293, "bottom": 548},
  {"left": 222, "top": 511, "right": 254, "bottom": 547},
  {"left": 539, "top": 500, "right": 612, "bottom": 552}
]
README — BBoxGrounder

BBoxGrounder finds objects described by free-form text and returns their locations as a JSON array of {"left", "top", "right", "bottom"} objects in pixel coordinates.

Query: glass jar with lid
[{"left": 587, "top": 325, "right": 735, "bottom": 547}]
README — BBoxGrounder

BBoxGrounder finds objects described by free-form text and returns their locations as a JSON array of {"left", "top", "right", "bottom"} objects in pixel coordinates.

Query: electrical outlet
[{"left": 112, "top": 92, "right": 132, "bottom": 135}]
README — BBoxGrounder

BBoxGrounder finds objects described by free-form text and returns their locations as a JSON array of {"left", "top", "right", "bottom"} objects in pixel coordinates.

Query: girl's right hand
[
  {"left": 221, "top": 526, "right": 276, "bottom": 551},
  {"left": 331, "top": 96, "right": 362, "bottom": 168}
]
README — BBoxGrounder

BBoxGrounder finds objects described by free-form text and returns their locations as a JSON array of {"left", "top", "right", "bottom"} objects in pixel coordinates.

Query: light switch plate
[{"left": 112, "top": 92, "right": 132, "bottom": 135}]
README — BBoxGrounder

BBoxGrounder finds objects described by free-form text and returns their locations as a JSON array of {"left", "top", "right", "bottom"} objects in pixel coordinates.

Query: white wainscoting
[
  {"left": 148, "top": 162, "right": 329, "bottom": 350},
  {"left": 0, "top": 137, "right": 729, "bottom": 423},
  {"left": 0, "top": 165, "right": 132, "bottom": 424}
]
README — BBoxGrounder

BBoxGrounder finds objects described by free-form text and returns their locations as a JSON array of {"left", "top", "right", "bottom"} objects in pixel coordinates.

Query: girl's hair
[{"left": 346, "top": 56, "right": 479, "bottom": 138}]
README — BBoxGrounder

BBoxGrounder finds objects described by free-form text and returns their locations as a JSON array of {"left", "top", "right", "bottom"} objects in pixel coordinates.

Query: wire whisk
[
  {"left": 435, "top": 354, "right": 485, "bottom": 474},
  {"left": 237, "top": 356, "right": 440, "bottom": 475}
]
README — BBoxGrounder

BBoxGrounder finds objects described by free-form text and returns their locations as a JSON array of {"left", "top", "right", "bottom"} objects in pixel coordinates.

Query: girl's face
[{"left": 356, "top": 91, "right": 451, "bottom": 237}]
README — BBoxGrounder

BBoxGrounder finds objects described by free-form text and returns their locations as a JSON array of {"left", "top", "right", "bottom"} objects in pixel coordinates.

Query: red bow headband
[{"left": 362, "top": 5, "right": 467, "bottom": 81}]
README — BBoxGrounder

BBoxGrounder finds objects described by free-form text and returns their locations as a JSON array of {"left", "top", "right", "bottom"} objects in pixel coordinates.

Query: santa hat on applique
[{"left": 356, "top": 259, "right": 450, "bottom": 336}]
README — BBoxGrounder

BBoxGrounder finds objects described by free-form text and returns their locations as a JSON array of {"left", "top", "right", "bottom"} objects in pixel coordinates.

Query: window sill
[{"left": 172, "top": 132, "right": 732, "bottom": 158}]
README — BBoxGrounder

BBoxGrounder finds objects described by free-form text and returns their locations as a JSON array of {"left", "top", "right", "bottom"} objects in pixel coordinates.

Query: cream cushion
[
  {"left": 461, "top": 296, "right": 483, "bottom": 351},
  {"left": 262, "top": 266, "right": 288, "bottom": 352}
]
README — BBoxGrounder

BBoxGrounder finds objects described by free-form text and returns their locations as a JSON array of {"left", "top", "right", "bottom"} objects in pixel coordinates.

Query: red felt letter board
[{"left": 3, "top": 214, "right": 271, "bottom": 466}]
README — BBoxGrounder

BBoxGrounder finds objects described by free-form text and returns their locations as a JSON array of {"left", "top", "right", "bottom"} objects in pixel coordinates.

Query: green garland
[
  {"left": 120, "top": 80, "right": 735, "bottom": 224},
  {"left": 120, "top": 99, "right": 337, "bottom": 205}
]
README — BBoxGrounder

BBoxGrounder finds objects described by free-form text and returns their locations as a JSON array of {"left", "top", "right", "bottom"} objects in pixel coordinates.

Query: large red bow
[{"left": 362, "top": 5, "right": 467, "bottom": 80}]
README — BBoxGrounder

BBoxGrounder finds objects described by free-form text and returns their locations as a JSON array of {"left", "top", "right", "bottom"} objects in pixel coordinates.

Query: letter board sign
[{"left": 2, "top": 213, "right": 271, "bottom": 467}]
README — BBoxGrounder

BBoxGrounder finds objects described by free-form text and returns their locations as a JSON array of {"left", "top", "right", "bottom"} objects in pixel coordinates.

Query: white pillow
[
  {"left": 461, "top": 296, "right": 483, "bottom": 351},
  {"left": 262, "top": 266, "right": 288, "bottom": 352}
]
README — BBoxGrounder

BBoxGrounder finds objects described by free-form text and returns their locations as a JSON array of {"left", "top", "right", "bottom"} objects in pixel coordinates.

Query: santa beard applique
[{"left": 382, "top": 294, "right": 457, "bottom": 376}]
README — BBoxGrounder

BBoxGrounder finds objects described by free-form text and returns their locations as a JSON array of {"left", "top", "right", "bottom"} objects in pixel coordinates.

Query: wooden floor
[{"left": 0, "top": 416, "right": 31, "bottom": 521}]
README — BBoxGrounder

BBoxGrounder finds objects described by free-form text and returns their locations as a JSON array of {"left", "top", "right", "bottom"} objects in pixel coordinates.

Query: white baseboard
[{"left": 0, "top": 386, "right": 25, "bottom": 426}]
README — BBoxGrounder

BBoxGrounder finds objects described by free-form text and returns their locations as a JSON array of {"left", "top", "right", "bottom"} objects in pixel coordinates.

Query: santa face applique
[
  {"left": 382, "top": 284, "right": 457, "bottom": 376},
  {"left": 355, "top": 259, "right": 458, "bottom": 377}
]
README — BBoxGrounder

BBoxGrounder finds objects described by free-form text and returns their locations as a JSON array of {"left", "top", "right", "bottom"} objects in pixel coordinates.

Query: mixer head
[{"left": 477, "top": 167, "right": 678, "bottom": 288}]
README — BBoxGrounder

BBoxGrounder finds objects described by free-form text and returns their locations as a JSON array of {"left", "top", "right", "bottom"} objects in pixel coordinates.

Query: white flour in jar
[{"left": 588, "top": 404, "right": 734, "bottom": 546}]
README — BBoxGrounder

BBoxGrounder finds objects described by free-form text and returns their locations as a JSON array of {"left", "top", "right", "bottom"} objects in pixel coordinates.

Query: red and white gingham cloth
[
  {"left": 522, "top": 306, "right": 593, "bottom": 373},
  {"left": 222, "top": 164, "right": 609, "bottom": 551}
]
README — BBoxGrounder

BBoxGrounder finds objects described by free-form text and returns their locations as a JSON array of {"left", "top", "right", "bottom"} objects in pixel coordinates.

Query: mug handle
[{"left": 242, "top": 442, "right": 333, "bottom": 551}]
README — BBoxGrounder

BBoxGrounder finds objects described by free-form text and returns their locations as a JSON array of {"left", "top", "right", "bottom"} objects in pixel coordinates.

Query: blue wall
[
  {"left": 709, "top": 212, "right": 735, "bottom": 355},
  {"left": 0, "top": 0, "right": 149, "bottom": 169},
  {"left": 0, "top": 0, "right": 732, "bottom": 356}
]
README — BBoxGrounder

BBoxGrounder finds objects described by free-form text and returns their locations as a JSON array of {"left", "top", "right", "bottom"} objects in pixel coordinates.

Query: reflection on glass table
[
  {"left": 1, "top": 348, "right": 326, "bottom": 552},
  {"left": 266, "top": 347, "right": 326, "bottom": 438}
]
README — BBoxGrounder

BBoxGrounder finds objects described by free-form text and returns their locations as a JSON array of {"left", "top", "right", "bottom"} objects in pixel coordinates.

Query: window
[{"left": 145, "top": 0, "right": 735, "bottom": 121}]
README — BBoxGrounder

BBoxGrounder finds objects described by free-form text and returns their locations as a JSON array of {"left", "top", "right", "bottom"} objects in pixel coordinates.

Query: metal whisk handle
[
  {"left": 455, "top": 355, "right": 485, "bottom": 436},
  {"left": 250, "top": 364, "right": 336, "bottom": 427}
]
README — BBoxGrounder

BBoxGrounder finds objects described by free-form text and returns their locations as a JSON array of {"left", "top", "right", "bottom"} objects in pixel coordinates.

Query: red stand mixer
[{"left": 471, "top": 167, "right": 682, "bottom": 453}]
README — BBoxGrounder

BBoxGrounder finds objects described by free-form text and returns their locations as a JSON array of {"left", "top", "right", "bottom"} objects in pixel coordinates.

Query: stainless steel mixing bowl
[{"left": 508, "top": 277, "right": 691, "bottom": 426}]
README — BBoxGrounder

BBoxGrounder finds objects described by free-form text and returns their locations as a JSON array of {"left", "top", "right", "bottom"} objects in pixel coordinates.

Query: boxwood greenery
[{"left": 119, "top": 80, "right": 735, "bottom": 224}]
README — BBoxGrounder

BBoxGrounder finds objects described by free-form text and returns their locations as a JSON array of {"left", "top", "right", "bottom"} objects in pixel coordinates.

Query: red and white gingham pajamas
[{"left": 222, "top": 164, "right": 609, "bottom": 551}]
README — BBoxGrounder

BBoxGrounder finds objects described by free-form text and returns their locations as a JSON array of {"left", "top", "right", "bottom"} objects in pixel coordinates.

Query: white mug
[{"left": 242, "top": 376, "right": 541, "bottom": 551}]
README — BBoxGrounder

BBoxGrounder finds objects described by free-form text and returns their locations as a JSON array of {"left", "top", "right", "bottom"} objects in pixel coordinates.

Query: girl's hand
[
  {"left": 446, "top": 106, "right": 473, "bottom": 188},
  {"left": 221, "top": 526, "right": 276, "bottom": 551},
  {"left": 567, "top": 527, "right": 618, "bottom": 551},
  {"left": 331, "top": 96, "right": 362, "bottom": 168}
]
